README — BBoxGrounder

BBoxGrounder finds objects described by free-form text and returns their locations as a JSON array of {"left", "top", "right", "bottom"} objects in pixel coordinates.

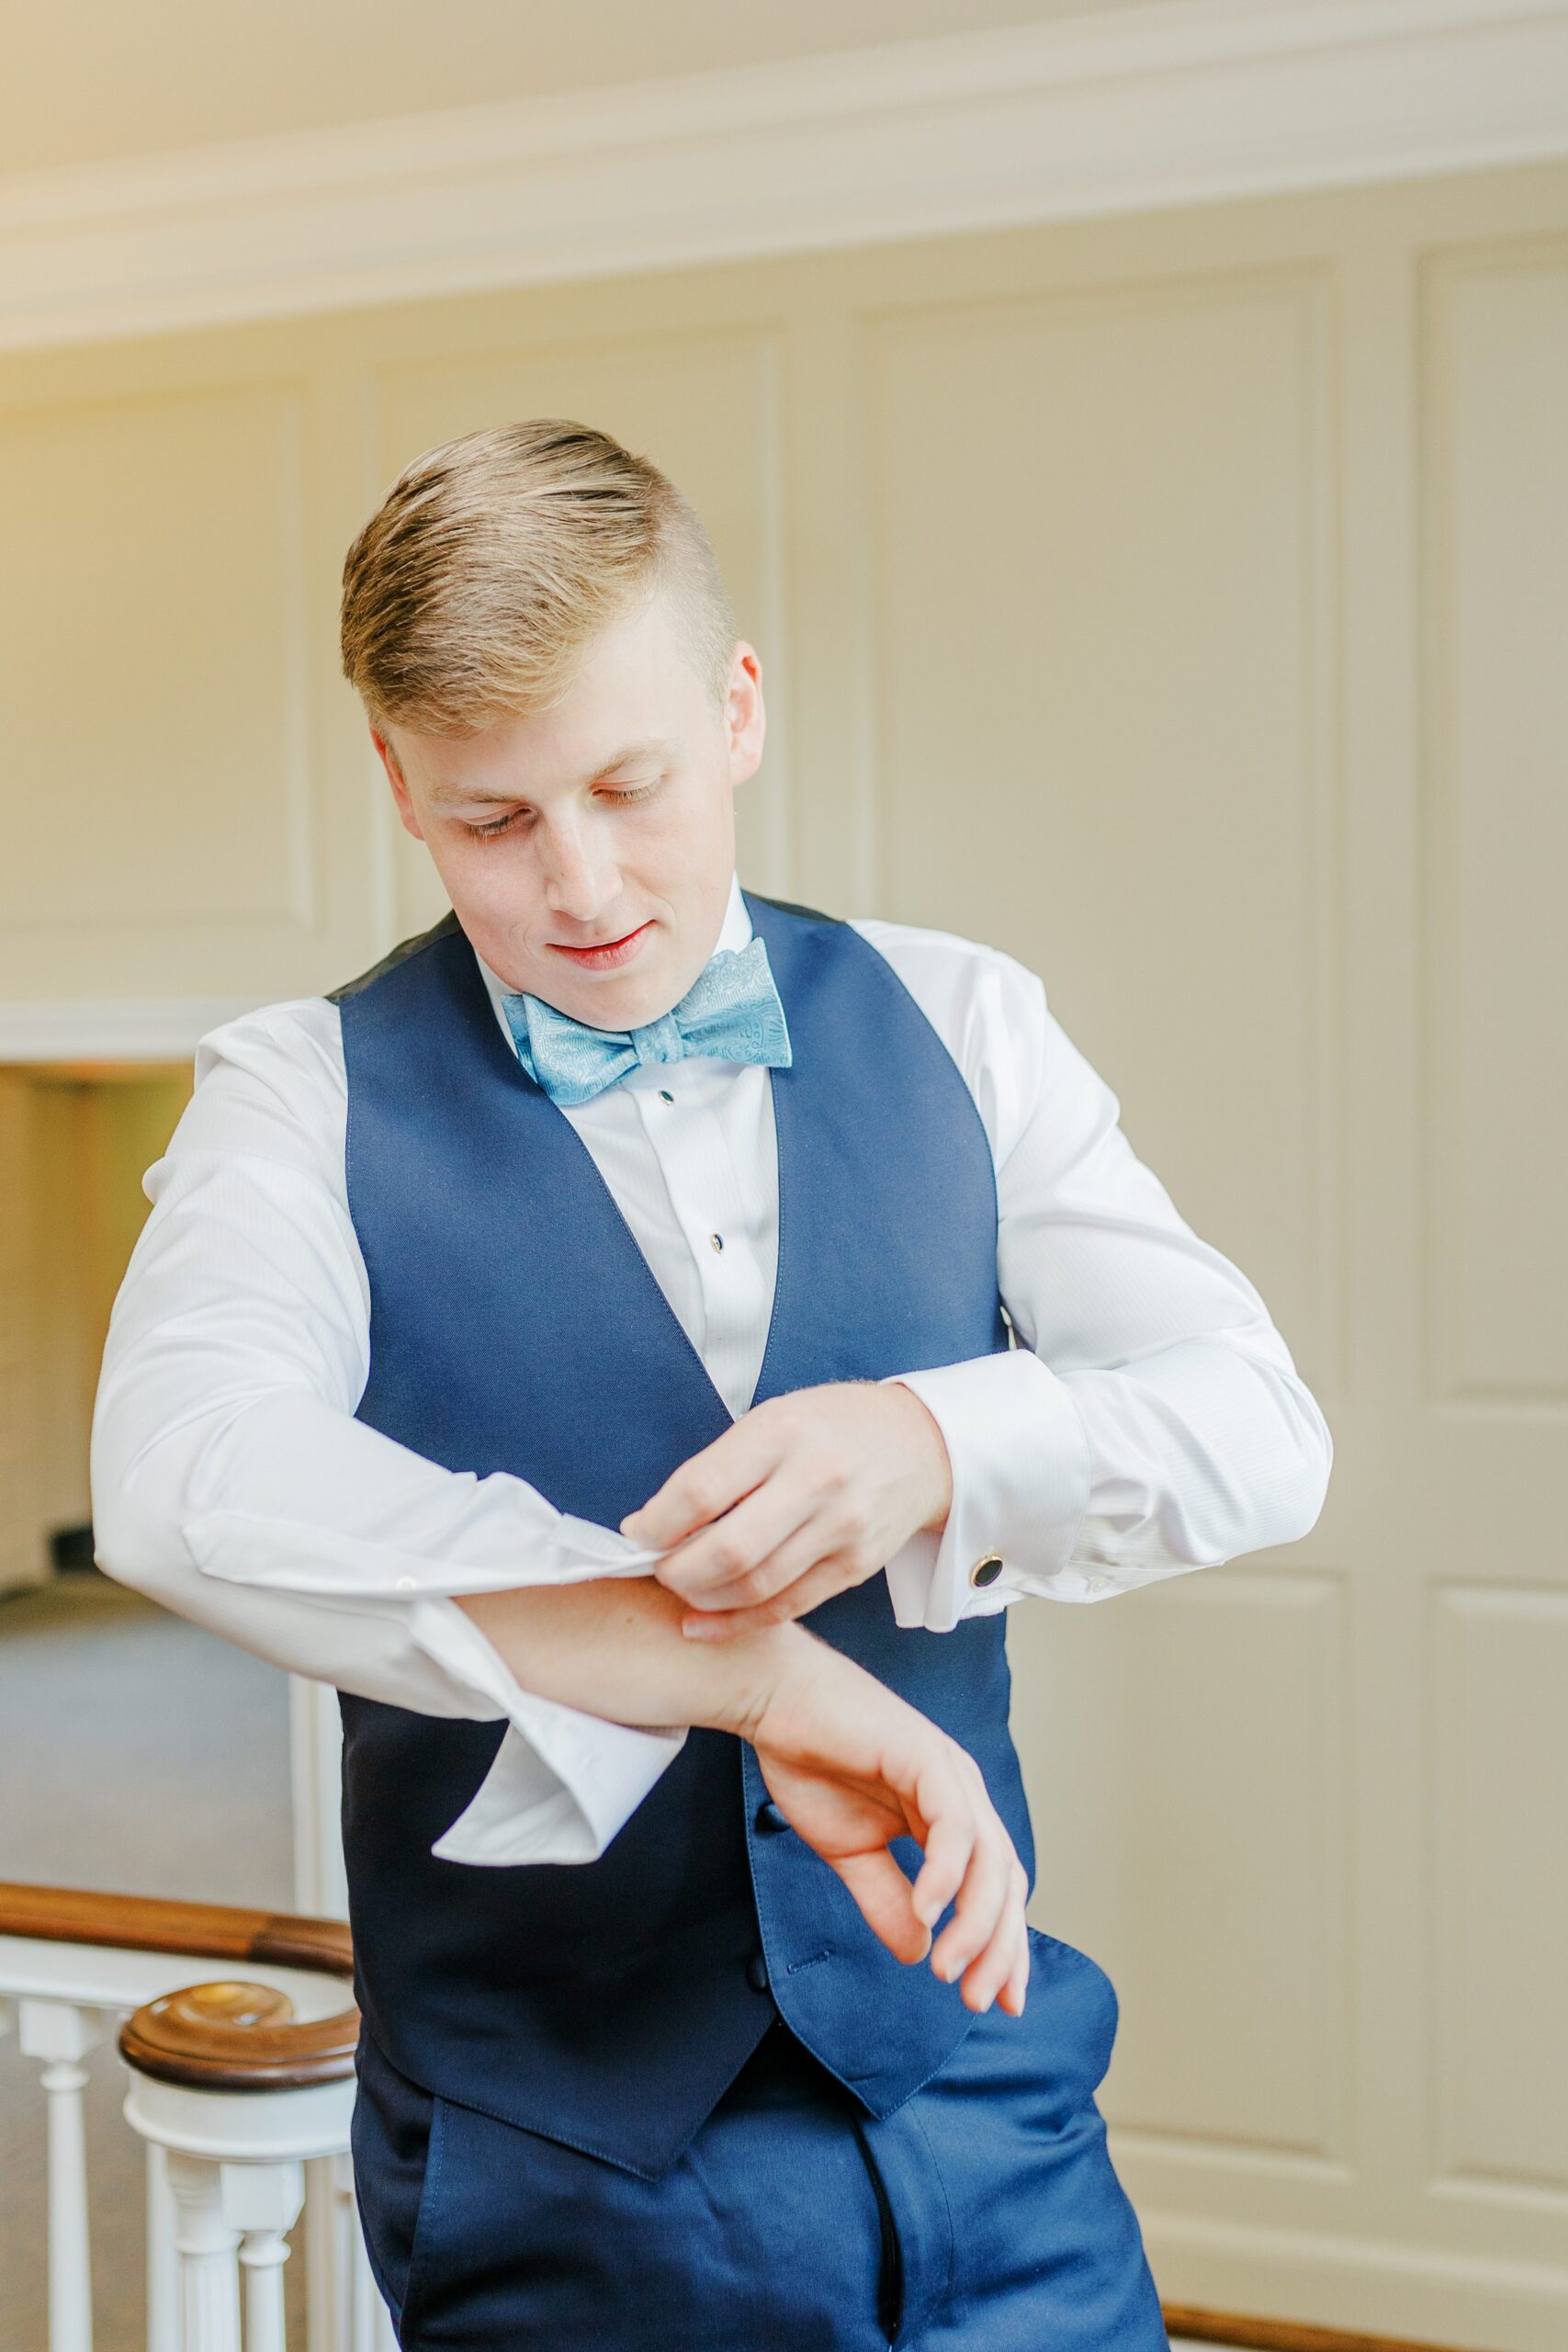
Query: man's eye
[
  {"left": 466, "top": 809, "right": 523, "bottom": 842},
  {"left": 601, "top": 781, "right": 660, "bottom": 804}
]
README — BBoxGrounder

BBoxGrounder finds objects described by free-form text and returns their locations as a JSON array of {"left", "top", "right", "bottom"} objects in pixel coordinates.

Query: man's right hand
[
  {"left": 737, "top": 1637, "right": 1031, "bottom": 2019},
  {"left": 455, "top": 1574, "right": 1030, "bottom": 2014}
]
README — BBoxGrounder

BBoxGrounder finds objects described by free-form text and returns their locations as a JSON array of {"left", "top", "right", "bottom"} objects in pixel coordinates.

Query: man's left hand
[{"left": 621, "top": 1381, "right": 953, "bottom": 1639}]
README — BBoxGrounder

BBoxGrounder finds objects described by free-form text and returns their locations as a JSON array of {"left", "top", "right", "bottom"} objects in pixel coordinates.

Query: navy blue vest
[{"left": 332, "top": 894, "right": 1034, "bottom": 2177}]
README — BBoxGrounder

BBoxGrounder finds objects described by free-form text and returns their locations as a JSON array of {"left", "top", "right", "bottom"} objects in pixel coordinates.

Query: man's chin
[{"left": 546, "top": 967, "right": 684, "bottom": 1033}]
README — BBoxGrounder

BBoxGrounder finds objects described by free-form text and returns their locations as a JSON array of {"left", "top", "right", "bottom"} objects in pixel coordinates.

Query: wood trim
[
  {"left": 2, "top": 0, "right": 1566, "bottom": 354},
  {"left": 118, "top": 1978, "right": 359, "bottom": 2091},
  {"left": 0, "top": 1880, "right": 352, "bottom": 1974},
  {"left": 1162, "top": 2305, "right": 1501, "bottom": 2352},
  {"left": 0, "top": 1879, "right": 358, "bottom": 2090}
]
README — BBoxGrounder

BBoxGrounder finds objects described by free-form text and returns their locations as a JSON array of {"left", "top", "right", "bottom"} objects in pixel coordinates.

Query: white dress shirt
[{"left": 91, "top": 874, "right": 1332, "bottom": 1867}]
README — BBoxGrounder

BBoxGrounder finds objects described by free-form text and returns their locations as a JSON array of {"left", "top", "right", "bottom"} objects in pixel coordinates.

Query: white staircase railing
[{"left": 0, "top": 1883, "right": 395, "bottom": 2352}]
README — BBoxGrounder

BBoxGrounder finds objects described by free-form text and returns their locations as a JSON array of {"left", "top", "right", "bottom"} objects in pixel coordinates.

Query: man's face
[{"left": 374, "top": 589, "right": 764, "bottom": 1029}]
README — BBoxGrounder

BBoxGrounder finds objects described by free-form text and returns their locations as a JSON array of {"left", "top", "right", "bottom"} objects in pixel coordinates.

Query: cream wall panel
[
  {"left": 0, "top": 381, "right": 314, "bottom": 987},
  {"left": 1430, "top": 1584, "right": 1568, "bottom": 2192},
  {"left": 0, "top": 1074, "right": 45, "bottom": 1592},
  {"left": 1010, "top": 1569, "right": 1347, "bottom": 2161},
  {"left": 371, "top": 328, "right": 789, "bottom": 939},
  {"left": 1419, "top": 240, "right": 1568, "bottom": 1405},
  {"left": 20, "top": 1080, "right": 92, "bottom": 1538},
  {"left": 863, "top": 273, "right": 1338, "bottom": 1398}
]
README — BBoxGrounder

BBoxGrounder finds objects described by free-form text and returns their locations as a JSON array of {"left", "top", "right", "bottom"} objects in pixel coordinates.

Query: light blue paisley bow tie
[{"left": 502, "top": 933, "right": 792, "bottom": 1107}]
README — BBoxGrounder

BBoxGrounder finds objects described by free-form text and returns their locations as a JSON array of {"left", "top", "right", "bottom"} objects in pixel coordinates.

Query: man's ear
[
  {"left": 370, "top": 726, "right": 427, "bottom": 842},
  {"left": 723, "top": 643, "right": 765, "bottom": 789}
]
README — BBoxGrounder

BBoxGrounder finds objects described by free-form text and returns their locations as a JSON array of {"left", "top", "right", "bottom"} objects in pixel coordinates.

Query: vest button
[
  {"left": 754, "top": 1799, "right": 790, "bottom": 1837},
  {"left": 745, "top": 1951, "right": 770, "bottom": 1995}
]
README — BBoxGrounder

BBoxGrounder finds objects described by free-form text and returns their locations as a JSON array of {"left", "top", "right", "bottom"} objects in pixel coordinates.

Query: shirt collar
[{"left": 474, "top": 870, "right": 750, "bottom": 1055}]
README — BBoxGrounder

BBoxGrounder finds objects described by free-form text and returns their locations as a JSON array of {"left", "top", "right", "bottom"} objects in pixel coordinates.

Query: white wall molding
[
  {"left": 1135, "top": 2199, "right": 1568, "bottom": 2344},
  {"left": 2, "top": 0, "right": 1566, "bottom": 354},
  {"left": 0, "top": 1000, "right": 261, "bottom": 1060}
]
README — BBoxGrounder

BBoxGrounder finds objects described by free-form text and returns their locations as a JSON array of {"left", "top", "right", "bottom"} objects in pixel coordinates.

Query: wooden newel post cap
[{"left": 119, "top": 1977, "right": 360, "bottom": 2091}]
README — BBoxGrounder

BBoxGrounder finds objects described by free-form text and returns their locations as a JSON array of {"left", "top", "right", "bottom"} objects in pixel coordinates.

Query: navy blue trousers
[{"left": 351, "top": 1928, "right": 1168, "bottom": 2349}]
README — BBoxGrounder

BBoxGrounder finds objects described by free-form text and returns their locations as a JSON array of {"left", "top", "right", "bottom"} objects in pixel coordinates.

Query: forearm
[
  {"left": 454, "top": 1575, "right": 812, "bottom": 1740},
  {"left": 457, "top": 1574, "right": 1030, "bottom": 2015}
]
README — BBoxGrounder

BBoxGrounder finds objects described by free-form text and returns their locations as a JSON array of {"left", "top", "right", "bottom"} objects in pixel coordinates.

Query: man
[{"left": 93, "top": 419, "right": 1332, "bottom": 2348}]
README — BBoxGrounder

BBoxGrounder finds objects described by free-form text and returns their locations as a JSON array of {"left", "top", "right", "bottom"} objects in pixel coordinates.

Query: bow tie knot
[{"left": 502, "top": 933, "right": 792, "bottom": 1107}]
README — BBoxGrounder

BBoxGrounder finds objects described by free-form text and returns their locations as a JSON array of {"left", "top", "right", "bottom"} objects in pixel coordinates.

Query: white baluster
[
  {"left": 221, "top": 2158, "right": 305, "bottom": 2352},
  {"left": 17, "top": 1996, "right": 103, "bottom": 2352},
  {"left": 146, "top": 2140, "right": 181, "bottom": 2352},
  {"left": 164, "top": 2150, "right": 242, "bottom": 2352}
]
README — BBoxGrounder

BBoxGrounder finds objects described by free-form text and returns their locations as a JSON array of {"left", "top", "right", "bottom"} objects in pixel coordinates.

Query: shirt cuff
[
  {"left": 182, "top": 1510, "right": 683, "bottom": 1866},
  {"left": 407, "top": 1594, "right": 686, "bottom": 1866},
  {"left": 881, "top": 1351, "right": 1090, "bottom": 1632}
]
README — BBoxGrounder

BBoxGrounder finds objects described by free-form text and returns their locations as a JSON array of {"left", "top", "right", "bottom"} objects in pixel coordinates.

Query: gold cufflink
[{"left": 969, "top": 1553, "right": 1004, "bottom": 1589}]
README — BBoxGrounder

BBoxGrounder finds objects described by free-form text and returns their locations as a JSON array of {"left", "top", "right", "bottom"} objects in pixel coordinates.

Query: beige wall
[{"left": 1, "top": 153, "right": 1564, "bottom": 2346}]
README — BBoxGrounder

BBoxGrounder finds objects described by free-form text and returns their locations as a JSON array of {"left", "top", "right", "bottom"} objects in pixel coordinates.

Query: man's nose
[{"left": 539, "top": 822, "right": 618, "bottom": 924}]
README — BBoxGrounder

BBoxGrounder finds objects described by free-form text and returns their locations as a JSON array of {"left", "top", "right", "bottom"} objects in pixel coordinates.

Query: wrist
[
  {"left": 892, "top": 1381, "right": 953, "bottom": 1535},
  {"left": 744, "top": 1623, "right": 872, "bottom": 1754},
  {"left": 709, "top": 1620, "right": 818, "bottom": 1745}
]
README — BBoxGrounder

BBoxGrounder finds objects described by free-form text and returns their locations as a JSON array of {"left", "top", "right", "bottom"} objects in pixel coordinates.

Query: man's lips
[{"left": 547, "top": 920, "right": 655, "bottom": 971}]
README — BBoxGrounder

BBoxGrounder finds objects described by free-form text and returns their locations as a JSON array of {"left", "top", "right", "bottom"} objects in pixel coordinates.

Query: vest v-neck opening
[{"left": 452, "top": 919, "right": 764, "bottom": 1430}]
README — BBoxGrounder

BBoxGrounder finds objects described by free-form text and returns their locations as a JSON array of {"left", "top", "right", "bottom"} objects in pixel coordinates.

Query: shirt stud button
[
  {"left": 659, "top": 1089, "right": 674, "bottom": 1103},
  {"left": 969, "top": 1554, "right": 1004, "bottom": 1589},
  {"left": 709, "top": 1232, "right": 725, "bottom": 1252}
]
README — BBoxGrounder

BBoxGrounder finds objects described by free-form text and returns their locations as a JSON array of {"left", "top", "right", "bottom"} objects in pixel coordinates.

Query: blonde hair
[{"left": 340, "top": 419, "right": 737, "bottom": 735}]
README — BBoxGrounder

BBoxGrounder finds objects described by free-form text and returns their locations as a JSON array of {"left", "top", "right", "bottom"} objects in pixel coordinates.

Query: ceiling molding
[
  {"left": 0, "top": 1001, "right": 261, "bottom": 1061},
  {"left": 2, "top": 0, "right": 1566, "bottom": 353}
]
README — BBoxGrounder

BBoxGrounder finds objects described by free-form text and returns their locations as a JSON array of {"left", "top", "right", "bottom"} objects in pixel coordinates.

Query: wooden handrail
[
  {"left": 118, "top": 1978, "right": 360, "bottom": 2090},
  {"left": 0, "top": 1880, "right": 352, "bottom": 1974},
  {"left": 0, "top": 1879, "right": 358, "bottom": 2091}
]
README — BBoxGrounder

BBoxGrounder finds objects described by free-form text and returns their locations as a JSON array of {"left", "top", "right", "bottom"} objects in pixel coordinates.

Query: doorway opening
[{"left": 0, "top": 1059, "right": 191, "bottom": 1599}]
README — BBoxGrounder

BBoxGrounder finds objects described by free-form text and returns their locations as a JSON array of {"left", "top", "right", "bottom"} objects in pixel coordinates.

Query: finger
[
  {"left": 930, "top": 1815, "right": 1011, "bottom": 1993},
  {"left": 998, "top": 1914, "right": 1032, "bottom": 2018},
  {"left": 680, "top": 1548, "right": 856, "bottom": 1639},
  {"left": 619, "top": 1416, "right": 784, "bottom": 1549},
  {"left": 677, "top": 1533, "right": 860, "bottom": 1627},
  {"left": 656, "top": 1486, "right": 819, "bottom": 1610},
  {"left": 908, "top": 1803, "right": 976, "bottom": 1933},
  {"left": 830, "top": 1849, "right": 933, "bottom": 1967},
  {"left": 960, "top": 1864, "right": 1029, "bottom": 2015}
]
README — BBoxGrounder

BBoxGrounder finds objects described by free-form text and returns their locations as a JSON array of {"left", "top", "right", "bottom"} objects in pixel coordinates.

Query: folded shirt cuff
[
  {"left": 182, "top": 1508, "right": 682, "bottom": 1866},
  {"left": 406, "top": 1596, "right": 687, "bottom": 1867},
  {"left": 881, "top": 1350, "right": 1091, "bottom": 1632}
]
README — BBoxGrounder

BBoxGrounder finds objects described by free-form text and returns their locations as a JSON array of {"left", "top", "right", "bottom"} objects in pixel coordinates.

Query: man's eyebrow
[{"left": 427, "top": 739, "right": 679, "bottom": 807}]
